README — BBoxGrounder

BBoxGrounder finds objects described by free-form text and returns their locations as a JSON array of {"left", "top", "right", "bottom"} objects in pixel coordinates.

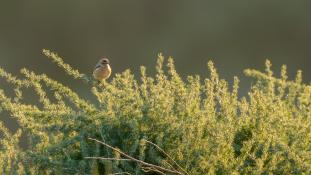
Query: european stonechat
[{"left": 93, "top": 58, "right": 111, "bottom": 81}]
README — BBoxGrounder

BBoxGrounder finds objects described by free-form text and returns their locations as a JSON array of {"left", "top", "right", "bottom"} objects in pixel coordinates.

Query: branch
[
  {"left": 85, "top": 157, "right": 131, "bottom": 161},
  {"left": 110, "top": 172, "right": 132, "bottom": 175},
  {"left": 142, "top": 166, "right": 166, "bottom": 175},
  {"left": 143, "top": 139, "right": 190, "bottom": 175},
  {"left": 87, "top": 138, "right": 184, "bottom": 175}
]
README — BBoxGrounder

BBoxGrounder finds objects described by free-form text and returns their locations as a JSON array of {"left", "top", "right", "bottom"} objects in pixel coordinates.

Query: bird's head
[{"left": 99, "top": 58, "right": 110, "bottom": 65}]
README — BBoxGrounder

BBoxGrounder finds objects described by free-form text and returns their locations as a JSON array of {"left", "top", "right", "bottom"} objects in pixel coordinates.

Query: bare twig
[
  {"left": 142, "top": 166, "right": 165, "bottom": 175},
  {"left": 85, "top": 157, "right": 131, "bottom": 161},
  {"left": 109, "top": 172, "right": 132, "bottom": 175},
  {"left": 87, "top": 138, "right": 184, "bottom": 175},
  {"left": 143, "top": 139, "right": 190, "bottom": 175},
  {"left": 163, "top": 160, "right": 175, "bottom": 170}
]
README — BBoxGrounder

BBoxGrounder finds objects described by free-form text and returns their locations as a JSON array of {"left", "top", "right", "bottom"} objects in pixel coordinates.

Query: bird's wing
[{"left": 94, "top": 64, "right": 102, "bottom": 69}]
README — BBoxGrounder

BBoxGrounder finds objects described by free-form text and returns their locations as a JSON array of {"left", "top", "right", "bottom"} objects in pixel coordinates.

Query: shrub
[{"left": 0, "top": 50, "right": 310, "bottom": 174}]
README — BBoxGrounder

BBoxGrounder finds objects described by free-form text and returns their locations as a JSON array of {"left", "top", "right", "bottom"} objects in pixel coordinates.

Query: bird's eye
[{"left": 100, "top": 58, "right": 109, "bottom": 64}]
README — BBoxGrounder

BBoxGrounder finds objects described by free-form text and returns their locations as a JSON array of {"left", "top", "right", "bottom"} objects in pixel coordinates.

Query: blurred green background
[{"left": 0, "top": 1, "right": 310, "bottom": 134}]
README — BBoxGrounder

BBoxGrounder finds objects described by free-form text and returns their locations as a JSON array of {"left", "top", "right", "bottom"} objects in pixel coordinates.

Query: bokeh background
[{"left": 0, "top": 1, "right": 310, "bottom": 136}]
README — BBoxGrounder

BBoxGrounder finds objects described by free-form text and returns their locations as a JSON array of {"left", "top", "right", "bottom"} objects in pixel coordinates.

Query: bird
[{"left": 93, "top": 58, "right": 112, "bottom": 82}]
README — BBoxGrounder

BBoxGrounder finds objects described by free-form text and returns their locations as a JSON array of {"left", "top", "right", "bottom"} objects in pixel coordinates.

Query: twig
[
  {"left": 109, "top": 172, "right": 132, "bottom": 175},
  {"left": 143, "top": 139, "right": 190, "bottom": 175},
  {"left": 85, "top": 157, "right": 131, "bottom": 161},
  {"left": 142, "top": 166, "right": 165, "bottom": 175},
  {"left": 163, "top": 160, "right": 175, "bottom": 170},
  {"left": 84, "top": 157, "right": 132, "bottom": 161},
  {"left": 88, "top": 138, "right": 184, "bottom": 175}
]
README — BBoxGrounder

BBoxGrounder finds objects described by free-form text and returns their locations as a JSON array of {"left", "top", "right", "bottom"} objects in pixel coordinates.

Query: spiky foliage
[{"left": 0, "top": 50, "right": 310, "bottom": 174}]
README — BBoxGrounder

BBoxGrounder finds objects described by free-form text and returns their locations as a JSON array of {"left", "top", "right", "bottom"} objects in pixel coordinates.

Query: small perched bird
[{"left": 93, "top": 58, "right": 112, "bottom": 82}]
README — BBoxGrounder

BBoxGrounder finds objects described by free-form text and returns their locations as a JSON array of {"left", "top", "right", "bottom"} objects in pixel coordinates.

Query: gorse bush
[{"left": 0, "top": 50, "right": 310, "bottom": 175}]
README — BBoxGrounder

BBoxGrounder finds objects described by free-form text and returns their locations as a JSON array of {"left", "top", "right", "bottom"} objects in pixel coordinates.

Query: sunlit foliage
[{"left": 0, "top": 50, "right": 310, "bottom": 174}]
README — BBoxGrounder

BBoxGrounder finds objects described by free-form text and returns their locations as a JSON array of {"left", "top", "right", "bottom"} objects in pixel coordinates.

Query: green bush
[{"left": 0, "top": 50, "right": 310, "bottom": 174}]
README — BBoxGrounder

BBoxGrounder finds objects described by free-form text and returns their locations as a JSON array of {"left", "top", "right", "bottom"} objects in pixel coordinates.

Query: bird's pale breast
[{"left": 93, "top": 64, "right": 111, "bottom": 81}]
